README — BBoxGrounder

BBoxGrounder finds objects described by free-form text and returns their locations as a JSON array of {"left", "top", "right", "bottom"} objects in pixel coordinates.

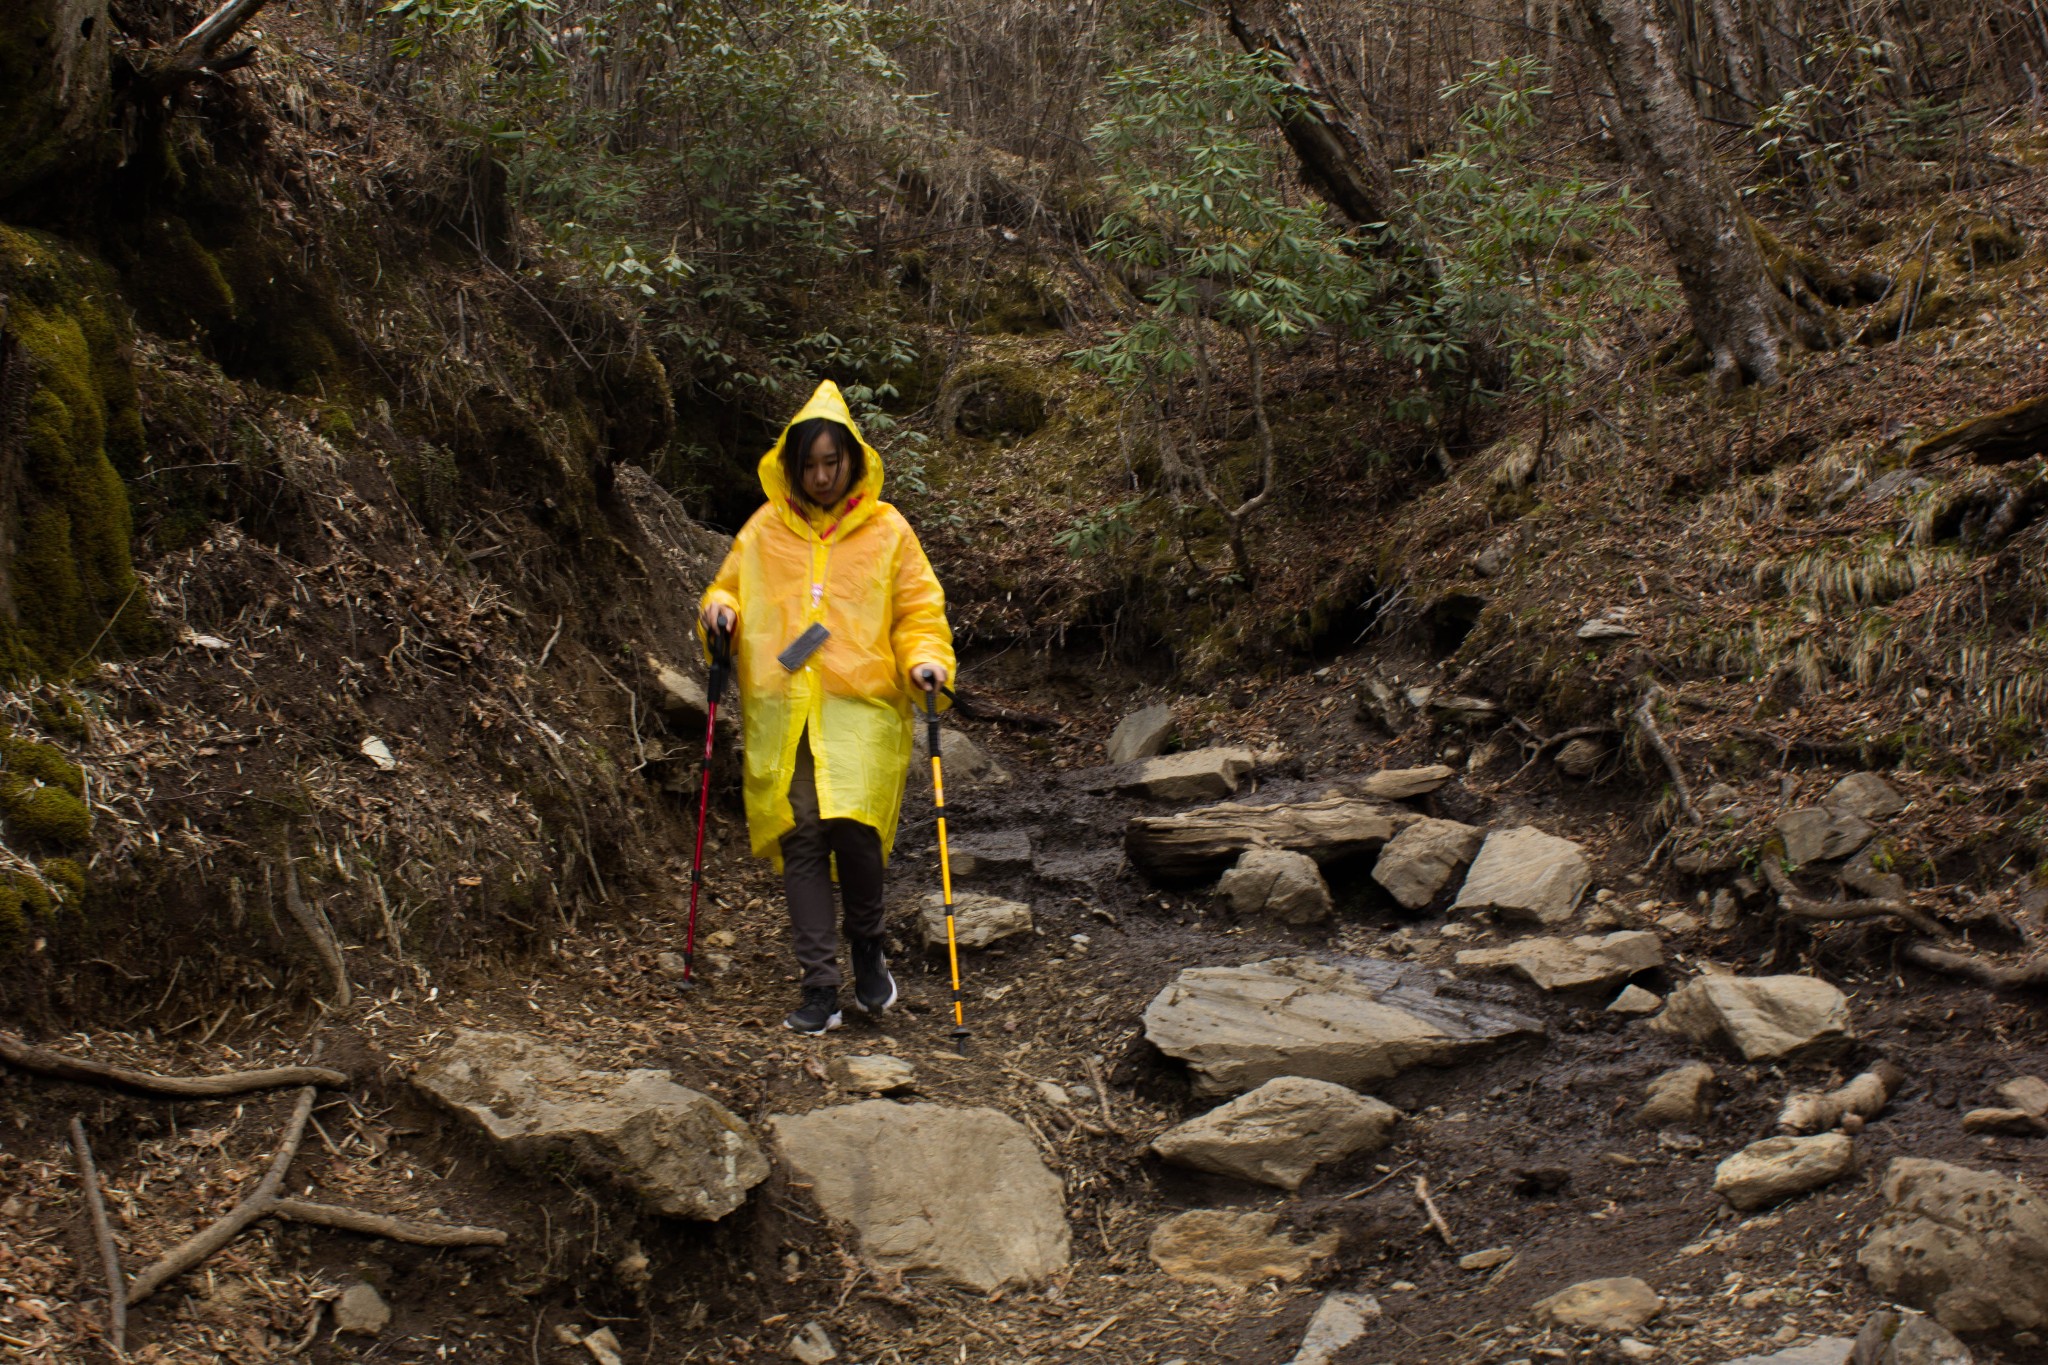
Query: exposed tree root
[
  {"left": 1632, "top": 688, "right": 1699, "bottom": 824},
  {"left": 272, "top": 1199, "right": 509, "bottom": 1247},
  {"left": 282, "top": 852, "right": 352, "bottom": 1009},
  {"left": 128, "top": 1087, "right": 318, "bottom": 1305},
  {"left": 69, "top": 1117, "right": 126, "bottom": 1358},
  {"left": 0, "top": 1032, "right": 349, "bottom": 1097},
  {"left": 1904, "top": 942, "right": 2048, "bottom": 992},
  {"left": 1759, "top": 858, "right": 1951, "bottom": 939}
]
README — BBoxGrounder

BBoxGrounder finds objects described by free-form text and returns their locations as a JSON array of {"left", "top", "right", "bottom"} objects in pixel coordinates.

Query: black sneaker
[
  {"left": 850, "top": 937, "right": 898, "bottom": 1016},
  {"left": 783, "top": 986, "right": 842, "bottom": 1035}
]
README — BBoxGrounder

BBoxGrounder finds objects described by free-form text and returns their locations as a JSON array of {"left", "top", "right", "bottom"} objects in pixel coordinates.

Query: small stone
[
  {"left": 1577, "top": 618, "right": 1640, "bottom": 640},
  {"left": 1719, "top": 1341, "right": 1855, "bottom": 1365},
  {"left": 1824, "top": 773, "right": 1907, "bottom": 820},
  {"left": 1556, "top": 737, "right": 1605, "bottom": 778},
  {"left": 1150, "top": 1077, "right": 1400, "bottom": 1190},
  {"left": 1216, "top": 846, "right": 1332, "bottom": 925},
  {"left": 1714, "top": 1133, "right": 1857, "bottom": 1210},
  {"left": 582, "top": 1328, "right": 627, "bottom": 1365},
  {"left": 1658, "top": 911, "right": 1701, "bottom": 934},
  {"left": 949, "top": 830, "right": 1034, "bottom": 879},
  {"left": 828, "top": 1055, "right": 917, "bottom": 1095},
  {"left": 1148, "top": 1209, "right": 1338, "bottom": 1290},
  {"left": 1531, "top": 1277, "right": 1663, "bottom": 1332},
  {"left": 1460, "top": 1247, "right": 1514, "bottom": 1270},
  {"left": 1640, "top": 1062, "right": 1716, "bottom": 1128},
  {"left": 1997, "top": 1076, "right": 2048, "bottom": 1116},
  {"left": 921, "top": 892, "right": 1032, "bottom": 949},
  {"left": 656, "top": 951, "right": 689, "bottom": 978},
  {"left": 1372, "top": 818, "right": 1484, "bottom": 910},
  {"left": 1119, "top": 747, "right": 1256, "bottom": 801},
  {"left": 1709, "top": 889, "right": 1740, "bottom": 931},
  {"left": 707, "top": 929, "right": 738, "bottom": 948},
  {"left": 1287, "top": 1291, "right": 1382, "bottom": 1365},
  {"left": 1851, "top": 1309, "right": 1974, "bottom": 1365},
  {"left": 1358, "top": 765, "right": 1455, "bottom": 799},
  {"left": 787, "top": 1321, "right": 836, "bottom": 1364},
  {"left": 1618, "top": 1339, "right": 1657, "bottom": 1361},
  {"left": 1609, "top": 985, "right": 1663, "bottom": 1015},
  {"left": 1651, "top": 974, "right": 1853, "bottom": 1061},
  {"left": 913, "top": 725, "right": 1009, "bottom": 788},
  {"left": 1962, "top": 1108, "right": 2046, "bottom": 1137},
  {"left": 1035, "top": 1081, "right": 1070, "bottom": 1107},
  {"left": 334, "top": 1282, "right": 390, "bottom": 1336}
]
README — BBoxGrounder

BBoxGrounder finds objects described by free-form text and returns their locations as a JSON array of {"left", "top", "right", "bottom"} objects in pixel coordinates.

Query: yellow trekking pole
[{"left": 923, "top": 687, "right": 970, "bottom": 1054}]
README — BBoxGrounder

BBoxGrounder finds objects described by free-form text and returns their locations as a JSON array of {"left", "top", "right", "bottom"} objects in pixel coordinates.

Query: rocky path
[{"left": 4, "top": 682, "right": 2047, "bottom": 1364}]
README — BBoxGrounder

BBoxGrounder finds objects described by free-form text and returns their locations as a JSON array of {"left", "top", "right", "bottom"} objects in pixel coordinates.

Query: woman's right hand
[{"left": 701, "top": 604, "right": 736, "bottom": 636}]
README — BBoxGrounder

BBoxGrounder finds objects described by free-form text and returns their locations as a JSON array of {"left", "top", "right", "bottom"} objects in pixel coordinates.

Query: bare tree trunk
[
  {"left": 1705, "top": 0, "right": 1760, "bottom": 112},
  {"left": 0, "top": 0, "right": 113, "bottom": 202},
  {"left": 1575, "top": 0, "right": 1821, "bottom": 386},
  {"left": 1752, "top": 0, "right": 1802, "bottom": 105}
]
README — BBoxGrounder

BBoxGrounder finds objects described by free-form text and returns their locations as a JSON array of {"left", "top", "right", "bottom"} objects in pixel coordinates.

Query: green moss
[
  {"left": 3, "top": 733, "right": 83, "bottom": 796},
  {"left": 940, "top": 360, "right": 1051, "bottom": 441},
  {"left": 316, "top": 406, "right": 357, "bottom": 442},
  {"left": 1953, "top": 217, "right": 2023, "bottom": 271},
  {"left": 31, "top": 691, "right": 89, "bottom": 740},
  {"left": 5, "top": 786, "right": 91, "bottom": 845},
  {"left": 38, "top": 856, "right": 84, "bottom": 900},
  {"left": 0, "top": 226, "right": 158, "bottom": 677},
  {"left": 1858, "top": 259, "right": 1956, "bottom": 344}
]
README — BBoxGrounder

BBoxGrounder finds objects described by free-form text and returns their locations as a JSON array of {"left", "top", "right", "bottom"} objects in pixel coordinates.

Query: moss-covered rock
[
  {"left": 1953, "top": 217, "right": 2023, "bottom": 271},
  {"left": 1858, "top": 259, "right": 1955, "bottom": 344},
  {"left": 939, "top": 360, "right": 1051, "bottom": 441},
  {"left": 0, "top": 225, "right": 158, "bottom": 676}
]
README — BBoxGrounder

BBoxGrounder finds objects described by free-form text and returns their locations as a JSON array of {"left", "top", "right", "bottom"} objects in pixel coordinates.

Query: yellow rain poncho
[{"left": 700, "top": 381, "right": 956, "bottom": 866}]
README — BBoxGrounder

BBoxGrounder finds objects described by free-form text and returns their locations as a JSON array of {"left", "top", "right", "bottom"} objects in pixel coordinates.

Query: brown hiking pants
[{"left": 781, "top": 735, "right": 887, "bottom": 991}]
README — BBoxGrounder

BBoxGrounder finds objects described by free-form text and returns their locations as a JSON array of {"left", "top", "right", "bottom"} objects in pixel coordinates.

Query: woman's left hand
[{"left": 911, "top": 663, "right": 948, "bottom": 694}]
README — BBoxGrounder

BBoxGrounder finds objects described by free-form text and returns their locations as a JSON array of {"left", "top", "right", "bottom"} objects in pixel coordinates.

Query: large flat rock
[
  {"left": 1127, "top": 797, "right": 1412, "bottom": 880},
  {"left": 1455, "top": 931, "right": 1663, "bottom": 992},
  {"left": 413, "top": 1030, "right": 767, "bottom": 1220},
  {"left": 1651, "top": 974, "right": 1852, "bottom": 1061},
  {"left": 1141, "top": 956, "right": 1542, "bottom": 1097},
  {"left": 1452, "top": 827, "right": 1591, "bottom": 924},
  {"left": 771, "top": 1101, "right": 1069, "bottom": 1293},
  {"left": 1150, "top": 1076, "right": 1399, "bottom": 1189},
  {"left": 1119, "top": 747, "right": 1255, "bottom": 801},
  {"left": 1859, "top": 1157, "right": 2048, "bottom": 1333},
  {"left": 1714, "top": 1134, "right": 1856, "bottom": 1211},
  {"left": 948, "top": 829, "right": 1033, "bottom": 878}
]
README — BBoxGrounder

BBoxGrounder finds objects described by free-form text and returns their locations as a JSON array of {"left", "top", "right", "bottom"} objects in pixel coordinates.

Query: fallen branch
[
  {"left": 1414, "top": 1175, "right": 1455, "bottom": 1249},
  {"left": 152, "top": 0, "right": 271, "bottom": 78},
  {"left": 946, "top": 690, "right": 1061, "bottom": 731},
  {"left": 1633, "top": 688, "right": 1698, "bottom": 825},
  {"left": 69, "top": 1117, "right": 126, "bottom": 1358},
  {"left": 272, "top": 1198, "right": 509, "bottom": 1247},
  {"left": 1760, "top": 859, "right": 1951, "bottom": 939},
  {"left": 1904, "top": 942, "right": 2048, "bottom": 992},
  {"left": 0, "top": 1032, "right": 348, "bottom": 1097},
  {"left": 127, "top": 1087, "right": 317, "bottom": 1305}
]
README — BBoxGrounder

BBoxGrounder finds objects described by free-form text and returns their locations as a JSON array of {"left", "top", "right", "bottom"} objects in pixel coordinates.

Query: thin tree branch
[
  {"left": 69, "top": 1117, "right": 126, "bottom": 1358},
  {"left": 272, "top": 1198, "right": 510, "bottom": 1247},
  {"left": 0, "top": 1032, "right": 348, "bottom": 1097}
]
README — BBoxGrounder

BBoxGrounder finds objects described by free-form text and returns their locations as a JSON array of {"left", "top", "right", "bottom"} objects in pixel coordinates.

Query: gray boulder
[
  {"left": 1288, "top": 1292, "right": 1383, "bottom": 1365},
  {"left": 1106, "top": 702, "right": 1175, "bottom": 766},
  {"left": 1639, "top": 1062, "right": 1717, "bottom": 1128},
  {"left": 413, "top": 1030, "right": 767, "bottom": 1220},
  {"left": 1372, "top": 818, "right": 1483, "bottom": 910},
  {"left": 1141, "top": 956, "right": 1542, "bottom": 1097},
  {"left": 1651, "top": 974, "right": 1852, "bottom": 1061},
  {"left": 920, "top": 891, "right": 1032, "bottom": 949},
  {"left": 1776, "top": 807, "right": 1874, "bottom": 865},
  {"left": 1452, "top": 827, "right": 1592, "bottom": 924},
  {"left": 771, "top": 1101, "right": 1069, "bottom": 1292},
  {"left": 1859, "top": 1157, "right": 2048, "bottom": 1332},
  {"left": 1216, "top": 847, "right": 1332, "bottom": 924},
  {"left": 1120, "top": 747, "right": 1255, "bottom": 801},
  {"left": 1455, "top": 931, "right": 1663, "bottom": 992},
  {"left": 912, "top": 725, "right": 1009, "bottom": 787},
  {"left": 1150, "top": 1076, "right": 1399, "bottom": 1189},
  {"left": 1851, "top": 1312, "right": 1973, "bottom": 1365},
  {"left": 1826, "top": 773, "right": 1907, "bottom": 820}
]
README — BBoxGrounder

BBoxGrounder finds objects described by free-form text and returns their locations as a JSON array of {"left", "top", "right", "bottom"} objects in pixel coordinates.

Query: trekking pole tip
[{"left": 951, "top": 1027, "right": 970, "bottom": 1056}]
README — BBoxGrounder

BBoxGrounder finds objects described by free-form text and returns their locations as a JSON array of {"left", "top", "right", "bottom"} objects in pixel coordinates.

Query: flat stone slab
[
  {"left": 1652, "top": 974, "right": 1852, "bottom": 1061},
  {"left": 1357, "top": 765, "right": 1455, "bottom": 799},
  {"left": 1141, "top": 956, "right": 1542, "bottom": 1097},
  {"left": 1373, "top": 818, "right": 1483, "bottom": 910},
  {"left": 1119, "top": 747, "right": 1255, "bottom": 801},
  {"left": 1288, "top": 1292, "right": 1382, "bottom": 1365},
  {"left": 1455, "top": 931, "right": 1663, "bottom": 992},
  {"left": 948, "top": 829, "right": 1033, "bottom": 878},
  {"left": 1715, "top": 1134, "right": 1856, "bottom": 1211},
  {"left": 1150, "top": 1076, "right": 1399, "bottom": 1189},
  {"left": 829, "top": 1054, "right": 916, "bottom": 1095},
  {"left": 413, "top": 1030, "right": 767, "bottom": 1220},
  {"left": 1217, "top": 847, "right": 1332, "bottom": 925},
  {"left": 772, "top": 1101, "right": 1069, "bottom": 1292},
  {"left": 1127, "top": 797, "right": 1412, "bottom": 880},
  {"left": 1859, "top": 1157, "right": 2048, "bottom": 1333},
  {"left": 1453, "top": 827, "right": 1591, "bottom": 924},
  {"left": 920, "top": 891, "right": 1032, "bottom": 949},
  {"left": 1533, "top": 1277, "right": 1663, "bottom": 1332},
  {"left": 1720, "top": 1342, "right": 1854, "bottom": 1365},
  {"left": 1147, "top": 1209, "right": 1337, "bottom": 1290},
  {"left": 1106, "top": 702, "right": 1174, "bottom": 766},
  {"left": 1825, "top": 772, "right": 1906, "bottom": 820}
]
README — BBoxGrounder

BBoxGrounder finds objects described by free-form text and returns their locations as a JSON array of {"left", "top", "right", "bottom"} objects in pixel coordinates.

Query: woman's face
[{"left": 802, "top": 430, "right": 852, "bottom": 506}]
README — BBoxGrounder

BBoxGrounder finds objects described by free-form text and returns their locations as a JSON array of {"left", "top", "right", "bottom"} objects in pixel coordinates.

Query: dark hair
[{"left": 781, "top": 417, "right": 865, "bottom": 504}]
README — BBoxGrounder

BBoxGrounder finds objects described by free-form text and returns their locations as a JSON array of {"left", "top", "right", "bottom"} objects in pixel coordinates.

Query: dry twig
[
  {"left": 272, "top": 1198, "right": 510, "bottom": 1246},
  {"left": 69, "top": 1117, "right": 126, "bottom": 1358},
  {"left": 1414, "top": 1175, "right": 1455, "bottom": 1249},
  {"left": 0, "top": 1032, "right": 348, "bottom": 1097},
  {"left": 1632, "top": 687, "right": 1698, "bottom": 825},
  {"left": 283, "top": 852, "right": 352, "bottom": 1008}
]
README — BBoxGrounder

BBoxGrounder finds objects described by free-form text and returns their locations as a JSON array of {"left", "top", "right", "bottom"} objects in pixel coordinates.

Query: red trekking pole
[{"left": 681, "top": 621, "right": 734, "bottom": 989}]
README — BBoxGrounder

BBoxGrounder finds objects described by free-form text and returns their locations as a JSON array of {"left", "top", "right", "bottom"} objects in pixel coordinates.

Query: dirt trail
[{"left": 5, "top": 657, "right": 2046, "bottom": 1363}]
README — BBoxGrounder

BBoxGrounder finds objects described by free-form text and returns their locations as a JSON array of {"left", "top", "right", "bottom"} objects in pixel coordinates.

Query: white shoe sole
[
  {"left": 784, "top": 1011, "right": 843, "bottom": 1035},
  {"left": 854, "top": 973, "right": 899, "bottom": 1016}
]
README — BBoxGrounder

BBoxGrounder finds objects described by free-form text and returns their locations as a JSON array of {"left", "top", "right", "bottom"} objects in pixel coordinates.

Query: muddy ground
[{"left": 3, "top": 651, "right": 2045, "bottom": 1364}]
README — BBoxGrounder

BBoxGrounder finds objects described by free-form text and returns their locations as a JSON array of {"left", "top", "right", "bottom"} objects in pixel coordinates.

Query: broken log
[
  {"left": 1910, "top": 393, "right": 2048, "bottom": 464},
  {"left": 0, "top": 1031, "right": 348, "bottom": 1097},
  {"left": 1125, "top": 796, "right": 1411, "bottom": 879}
]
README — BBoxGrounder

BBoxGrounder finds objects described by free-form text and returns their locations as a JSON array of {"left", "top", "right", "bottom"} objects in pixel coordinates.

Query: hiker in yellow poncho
[{"left": 699, "top": 380, "right": 956, "bottom": 1034}]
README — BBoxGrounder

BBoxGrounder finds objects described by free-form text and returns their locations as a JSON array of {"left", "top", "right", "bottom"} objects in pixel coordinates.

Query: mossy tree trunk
[
  {"left": 1573, "top": 0, "right": 1820, "bottom": 387},
  {"left": 0, "top": 0, "right": 112, "bottom": 206}
]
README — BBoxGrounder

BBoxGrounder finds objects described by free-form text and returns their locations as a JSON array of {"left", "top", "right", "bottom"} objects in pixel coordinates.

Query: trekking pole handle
[{"left": 707, "top": 621, "right": 734, "bottom": 703}]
